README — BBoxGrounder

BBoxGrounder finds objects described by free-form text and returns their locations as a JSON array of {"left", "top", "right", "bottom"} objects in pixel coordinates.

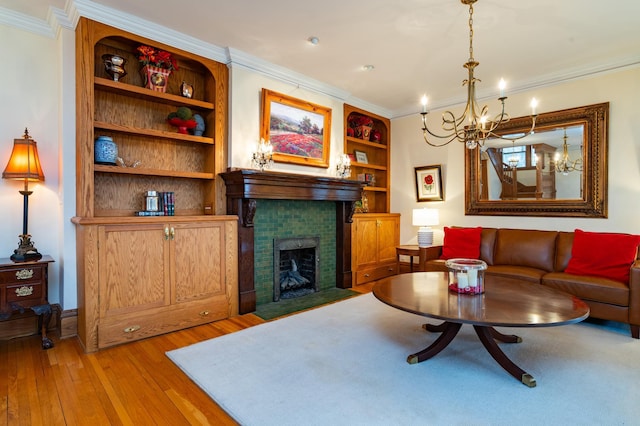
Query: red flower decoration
[
  {"left": 136, "top": 45, "right": 179, "bottom": 71},
  {"left": 424, "top": 175, "right": 434, "bottom": 185}
]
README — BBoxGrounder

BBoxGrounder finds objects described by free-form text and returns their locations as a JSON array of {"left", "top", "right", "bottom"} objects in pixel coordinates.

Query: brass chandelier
[
  {"left": 420, "top": 0, "right": 538, "bottom": 150},
  {"left": 554, "top": 128, "right": 583, "bottom": 174}
]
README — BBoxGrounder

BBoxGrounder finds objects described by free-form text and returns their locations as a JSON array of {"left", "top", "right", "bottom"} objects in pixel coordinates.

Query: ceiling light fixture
[
  {"left": 420, "top": 0, "right": 538, "bottom": 150},
  {"left": 554, "top": 128, "right": 582, "bottom": 175},
  {"left": 362, "top": 65, "right": 375, "bottom": 71},
  {"left": 307, "top": 36, "right": 319, "bottom": 45}
]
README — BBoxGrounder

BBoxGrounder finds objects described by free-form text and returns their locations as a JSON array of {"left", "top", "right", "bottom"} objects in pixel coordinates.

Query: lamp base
[
  {"left": 10, "top": 234, "right": 42, "bottom": 263},
  {"left": 417, "top": 228, "right": 434, "bottom": 248}
]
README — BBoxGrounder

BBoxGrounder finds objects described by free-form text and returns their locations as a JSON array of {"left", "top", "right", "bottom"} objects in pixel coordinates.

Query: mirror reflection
[
  {"left": 465, "top": 102, "right": 608, "bottom": 217},
  {"left": 480, "top": 124, "right": 584, "bottom": 201}
]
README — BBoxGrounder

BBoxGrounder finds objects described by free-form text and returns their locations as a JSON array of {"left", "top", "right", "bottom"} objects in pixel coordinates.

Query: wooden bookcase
[
  {"left": 73, "top": 18, "right": 237, "bottom": 352},
  {"left": 75, "top": 18, "right": 228, "bottom": 218},
  {"left": 343, "top": 104, "right": 391, "bottom": 213}
]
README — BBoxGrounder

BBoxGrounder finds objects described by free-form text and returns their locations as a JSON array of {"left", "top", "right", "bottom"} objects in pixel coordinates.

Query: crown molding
[
  {"left": 72, "top": 0, "right": 227, "bottom": 63},
  {"left": 0, "top": 6, "right": 55, "bottom": 38}
]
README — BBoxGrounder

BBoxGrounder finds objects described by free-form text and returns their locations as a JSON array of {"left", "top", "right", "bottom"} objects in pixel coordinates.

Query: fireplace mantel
[{"left": 221, "top": 168, "right": 363, "bottom": 313}]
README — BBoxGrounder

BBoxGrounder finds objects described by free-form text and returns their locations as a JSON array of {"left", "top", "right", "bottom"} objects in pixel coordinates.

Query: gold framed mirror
[{"left": 465, "top": 102, "right": 608, "bottom": 217}]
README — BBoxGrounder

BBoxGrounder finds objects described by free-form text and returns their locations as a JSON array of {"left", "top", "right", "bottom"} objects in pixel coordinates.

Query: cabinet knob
[
  {"left": 170, "top": 227, "right": 175, "bottom": 240},
  {"left": 164, "top": 227, "right": 170, "bottom": 240},
  {"left": 364, "top": 273, "right": 370, "bottom": 278},
  {"left": 199, "top": 310, "right": 210, "bottom": 317},
  {"left": 123, "top": 325, "right": 141, "bottom": 333}
]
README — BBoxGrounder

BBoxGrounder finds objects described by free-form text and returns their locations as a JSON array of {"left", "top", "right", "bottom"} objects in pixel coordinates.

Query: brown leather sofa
[{"left": 422, "top": 228, "right": 640, "bottom": 338}]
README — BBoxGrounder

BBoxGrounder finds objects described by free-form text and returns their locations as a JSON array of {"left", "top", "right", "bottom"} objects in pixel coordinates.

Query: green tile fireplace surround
[{"left": 221, "top": 169, "right": 363, "bottom": 314}]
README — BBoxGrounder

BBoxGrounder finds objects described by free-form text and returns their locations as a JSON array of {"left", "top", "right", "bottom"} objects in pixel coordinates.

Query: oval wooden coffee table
[{"left": 373, "top": 272, "right": 590, "bottom": 387}]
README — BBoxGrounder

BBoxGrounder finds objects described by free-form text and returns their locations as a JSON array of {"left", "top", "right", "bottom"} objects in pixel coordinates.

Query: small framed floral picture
[
  {"left": 354, "top": 150, "right": 368, "bottom": 164},
  {"left": 415, "top": 165, "right": 444, "bottom": 202}
]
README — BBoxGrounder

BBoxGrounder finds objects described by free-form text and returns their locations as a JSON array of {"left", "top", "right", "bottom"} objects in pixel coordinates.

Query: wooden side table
[
  {"left": 396, "top": 245, "right": 425, "bottom": 273},
  {"left": 0, "top": 255, "right": 55, "bottom": 349}
]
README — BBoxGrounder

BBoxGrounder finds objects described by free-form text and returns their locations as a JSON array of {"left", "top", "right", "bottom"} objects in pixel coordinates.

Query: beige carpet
[{"left": 167, "top": 293, "right": 640, "bottom": 425}]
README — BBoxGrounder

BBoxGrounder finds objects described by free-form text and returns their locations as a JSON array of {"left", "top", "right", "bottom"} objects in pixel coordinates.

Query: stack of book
[{"left": 135, "top": 191, "right": 175, "bottom": 216}]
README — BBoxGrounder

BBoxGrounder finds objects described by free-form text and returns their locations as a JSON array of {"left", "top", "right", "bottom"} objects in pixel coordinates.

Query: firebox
[{"left": 273, "top": 237, "right": 320, "bottom": 301}]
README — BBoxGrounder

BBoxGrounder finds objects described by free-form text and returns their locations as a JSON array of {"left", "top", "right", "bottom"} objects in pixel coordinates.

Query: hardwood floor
[{"left": 0, "top": 284, "right": 374, "bottom": 425}]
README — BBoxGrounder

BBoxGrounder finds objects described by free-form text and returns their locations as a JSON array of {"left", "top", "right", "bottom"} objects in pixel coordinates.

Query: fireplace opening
[{"left": 273, "top": 237, "right": 320, "bottom": 301}]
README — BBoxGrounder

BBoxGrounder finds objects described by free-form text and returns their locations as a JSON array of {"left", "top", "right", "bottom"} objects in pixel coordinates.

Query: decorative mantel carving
[{"left": 221, "top": 168, "right": 364, "bottom": 314}]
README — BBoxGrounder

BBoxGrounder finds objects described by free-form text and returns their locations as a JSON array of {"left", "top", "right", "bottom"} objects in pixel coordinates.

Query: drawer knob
[
  {"left": 123, "top": 325, "right": 141, "bottom": 333},
  {"left": 15, "top": 286, "right": 34, "bottom": 297},
  {"left": 16, "top": 269, "right": 34, "bottom": 280},
  {"left": 364, "top": 273, "right": 370, "bottom": 278},
  {"left": 199, "top": 310, "right": 210, "bottom": 317}
]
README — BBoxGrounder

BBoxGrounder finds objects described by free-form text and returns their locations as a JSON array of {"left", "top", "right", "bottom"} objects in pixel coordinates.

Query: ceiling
[{"left": 3, "top": 0, "right": 640, "bottom": 118}]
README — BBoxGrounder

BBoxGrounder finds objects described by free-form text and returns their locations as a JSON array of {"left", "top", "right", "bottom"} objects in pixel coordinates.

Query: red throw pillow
[
  {"left": 565, "top": 229, "right": 640, "bottom": 284},
  {"left": 440, "top": 227, "right": 482, "bottom": 260}
]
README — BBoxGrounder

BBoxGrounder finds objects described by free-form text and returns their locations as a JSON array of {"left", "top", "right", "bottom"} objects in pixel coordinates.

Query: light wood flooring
[{"left": 1, "top": 283, "right": 374, "bottom": 425}]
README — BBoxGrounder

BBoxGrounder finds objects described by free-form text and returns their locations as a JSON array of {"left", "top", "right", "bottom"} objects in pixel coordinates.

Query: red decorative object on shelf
[
  {"left": 168, "top": 118, "right": 197, "bottom": 134},
  {"left": 141, "top": 65, "right": 171, "bottom": 92}
]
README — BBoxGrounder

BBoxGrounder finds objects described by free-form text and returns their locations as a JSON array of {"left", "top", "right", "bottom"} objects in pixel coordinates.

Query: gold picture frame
[{"left": 260, "top": 88, "right": 331, "bottom": 168}]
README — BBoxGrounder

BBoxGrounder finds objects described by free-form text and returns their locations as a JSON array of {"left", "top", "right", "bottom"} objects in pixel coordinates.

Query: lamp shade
[
  {"left": 2, "top": 129, "right": 45, "bottom": 182},
  {"left": 412, "top": 208, "right": 439, "bottom": 227}
]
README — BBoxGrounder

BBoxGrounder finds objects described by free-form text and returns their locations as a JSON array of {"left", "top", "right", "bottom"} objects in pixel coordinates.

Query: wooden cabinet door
[
  {"left": 98, "top": 224, "right": 170, "bottom": 319},
  {"left": 171, "top": 222, "right": 226, "bottom": 304},
  {"left": 353, "top": 217, "right": 380, "bottom": 269},
  {"left": 377, "top": 216, "right": 400, "bottom": 264}
]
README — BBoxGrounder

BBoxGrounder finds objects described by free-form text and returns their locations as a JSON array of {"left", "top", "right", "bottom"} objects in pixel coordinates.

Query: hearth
[{"left": 274, "top": 237, "right": 320, "bottom": 301}]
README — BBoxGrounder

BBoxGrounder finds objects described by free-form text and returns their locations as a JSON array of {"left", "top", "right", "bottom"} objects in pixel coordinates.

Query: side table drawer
[
  {"left": 6, "top": 282, "right": 44, "bottom": 304},
  {"left": 0, "top": 266, "right": 44, "bottom": 284}
]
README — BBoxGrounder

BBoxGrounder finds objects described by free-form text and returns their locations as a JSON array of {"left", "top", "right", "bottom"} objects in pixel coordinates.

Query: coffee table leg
[
  {"left": 490, "top": 327, "right": 523, "bottom": 343},
  {"left": 407, "top": 321, "right": 462, "bottom": 364},
  {"left": 473, "top": 325, "right": 536, "bottom": 387},
  {"left": 422, "top": 322, "right": 447, "bottom": 333}
]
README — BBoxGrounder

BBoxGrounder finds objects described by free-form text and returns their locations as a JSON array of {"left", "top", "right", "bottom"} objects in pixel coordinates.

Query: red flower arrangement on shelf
[
  {"left": 136, "top": 45, "right": 179, "bottom": 92},
  {"left": 348, "top": 114, "right": 375, "bottom": 141}
]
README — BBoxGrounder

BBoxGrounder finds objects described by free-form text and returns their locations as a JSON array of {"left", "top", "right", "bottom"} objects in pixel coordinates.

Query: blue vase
[{"left": 94, "top": 136, "right": 118, "bottom": 165}]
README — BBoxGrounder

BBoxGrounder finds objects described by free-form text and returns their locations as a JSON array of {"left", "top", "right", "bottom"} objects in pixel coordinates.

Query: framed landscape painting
[
  {"left": 261, "top": 88, "right": 331, "bottom": 168},
  {"left": 415, "top": 164, "right": 444, "bottom": 202}
]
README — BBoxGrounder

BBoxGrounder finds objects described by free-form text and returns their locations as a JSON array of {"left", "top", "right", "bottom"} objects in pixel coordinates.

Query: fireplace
[
  {"left": 274, "top": 237, "right": 320, "bottom": 301},
  {"left": 221, "top": 168, "right": 363, "bottom": 314}
]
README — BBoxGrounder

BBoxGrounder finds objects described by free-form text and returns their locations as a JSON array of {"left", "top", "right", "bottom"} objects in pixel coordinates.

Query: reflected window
[{"left": 502, "top": 145, "right": 526, "bottom": 168}]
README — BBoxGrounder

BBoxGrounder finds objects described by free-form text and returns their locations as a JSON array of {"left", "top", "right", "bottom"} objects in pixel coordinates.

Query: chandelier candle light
[
  {"left": 420, "top": 0, "right": 538, "bottom": 150},
  {"left": 252, "top": 138, "right": 273, "bottom": 171},
  {"left": 555, "top": 128, "right": 583, "bottom": 175},
  {"left": 412, "top": 208, "right": 439, "bottom": 247}
]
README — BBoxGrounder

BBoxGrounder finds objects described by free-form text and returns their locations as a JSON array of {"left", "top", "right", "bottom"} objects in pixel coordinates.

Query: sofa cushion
[
  {"left": 565, "top": 229, "right": 640, "bottom": 284},
  {"left": 440, "top": 227, "right": 482, "bottom": 260},
  {"left": 543, "top": 272, "right": 629, "bottom": 306},
  {"left": 493, "top": 229, "right": 558, "bottom": 272}
]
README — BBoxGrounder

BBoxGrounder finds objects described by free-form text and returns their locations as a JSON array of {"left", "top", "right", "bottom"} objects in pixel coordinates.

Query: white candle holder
[{"left": 446, "top": 258, "right": 487, "bottom": 294}]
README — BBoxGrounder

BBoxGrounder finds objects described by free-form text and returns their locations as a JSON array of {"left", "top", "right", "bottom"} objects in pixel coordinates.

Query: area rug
[
  {"left": 254, "top": 288, "right": 359, "bottom": 320},
  {"left": 167, "top": 293, "right": 640, "bottom": 425}
]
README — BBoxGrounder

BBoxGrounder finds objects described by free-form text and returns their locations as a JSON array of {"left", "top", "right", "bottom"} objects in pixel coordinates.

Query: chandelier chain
[
  {"left": 419, "top": 0, "right": 537, "bottom": 150},
  {"left": 468, "top": 3, "right": 474, "bottom": 61}
]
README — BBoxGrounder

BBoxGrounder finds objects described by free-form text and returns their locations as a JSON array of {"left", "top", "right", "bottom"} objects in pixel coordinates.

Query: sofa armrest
[
  {"left": 629, "top": 260, "right": 640, "bottom": 325},
  {"left": 419, "top": 245, "right": 442, "bottom": 271}
]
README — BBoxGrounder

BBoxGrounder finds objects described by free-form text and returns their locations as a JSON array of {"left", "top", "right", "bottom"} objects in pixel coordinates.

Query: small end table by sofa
[{"left": 0, "top": 255, "right": 55, "bottom": 349}]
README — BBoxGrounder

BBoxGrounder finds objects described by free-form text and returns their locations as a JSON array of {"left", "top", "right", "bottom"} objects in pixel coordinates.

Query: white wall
[
  {"left": 0, "top": 25, "right": 63, "bottom": 305},
  {"left": 391, "top": 67, "right": 640, "bottom": 246}
]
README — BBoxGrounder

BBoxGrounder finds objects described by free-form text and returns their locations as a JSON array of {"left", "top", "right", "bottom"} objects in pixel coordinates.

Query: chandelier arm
[{"left": 485, "top": 115, "right": 537, "bottom": 142}]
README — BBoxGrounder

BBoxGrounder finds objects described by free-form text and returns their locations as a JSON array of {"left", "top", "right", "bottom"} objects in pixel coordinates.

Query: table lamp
[
  {"left": 412, "top": 208, "right": 439, "bottom": 247},
  {"left": 2, "top": 128, "right": 45, "bottom": 262}
]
